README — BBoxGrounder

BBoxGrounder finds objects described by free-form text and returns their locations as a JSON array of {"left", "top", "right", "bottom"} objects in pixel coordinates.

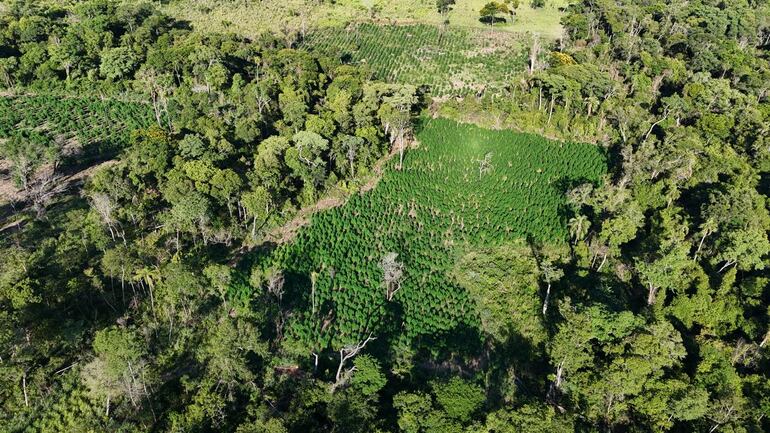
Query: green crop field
[
  {"left": 302, "top": 23, "right": 526, "bottom": 96},
  {"left": 0, "top": 95, "right": 154, "bottom": 160},
  {"left": 255, "top": 118, "right": 605, "bottom": 352}
]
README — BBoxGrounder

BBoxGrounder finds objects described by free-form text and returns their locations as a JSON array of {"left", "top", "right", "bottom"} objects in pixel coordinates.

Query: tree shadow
[
  {"left": 757, "top": 172, "right": 769, "bottom": 198},
  {"left": 405, "top": 323, "right": 485, "bottom": 385},
  {"left": 281, "top": 270, "right": 312, "bottom": 312},
  {"left": 678, "top": 181, "right": 728, "bottom": 228},
  {"left": 552, "top": 175, "right": 602, "bottom": 223},
  {"left": 485, "top": 329, "right": 547, "bottom": 403},
  {"left": 478, "top": 16, "right": 508, "bottom": 25}
]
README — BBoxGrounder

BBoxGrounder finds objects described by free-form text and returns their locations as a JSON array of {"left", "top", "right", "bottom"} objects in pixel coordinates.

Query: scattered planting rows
[
  {"left": 302, "top": 23, "right": 526, "bottom": 96},
  {"left": 259, "top": 119, "right": 605, "bottom": 350},
  {"left": 0, "top": 95, "right": 154, "bottom": 158}
]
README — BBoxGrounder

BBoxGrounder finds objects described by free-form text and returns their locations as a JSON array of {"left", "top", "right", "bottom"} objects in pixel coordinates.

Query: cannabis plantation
[
  {"left": 0, "top": 95, "right": 154, "bottom": 160},
  {"left": 302, "top": 24, "right": 526, "bottom": 96},
  {"left": 258, "top": 119, "right": 605, "bottom": 353}
]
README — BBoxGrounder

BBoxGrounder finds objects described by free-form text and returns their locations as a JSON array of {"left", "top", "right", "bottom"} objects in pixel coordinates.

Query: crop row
[
  {"left": 302, "top": 23, "right": 526, "bottom": 96},
  {"left": 0, "top": 95, "right": 154, "bottom": 156}
]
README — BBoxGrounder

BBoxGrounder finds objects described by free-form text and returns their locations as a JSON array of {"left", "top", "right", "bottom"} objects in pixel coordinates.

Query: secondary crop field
[
  {"left": 0, "top": 95, "right": 154, "bottom": 160},
  {"left": 302, "top": 23, "right": 526, "bottom": 96},
  {"left": 256, "top": 119, "right": 605, "bottom": 351}
]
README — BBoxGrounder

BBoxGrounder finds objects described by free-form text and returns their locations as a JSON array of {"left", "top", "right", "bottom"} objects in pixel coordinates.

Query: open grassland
[
  {"left": 255, "top": 118, "right": 605, "bottom": 350},
  {"left": 302, "top": 23, "right": 526, "bottom": 96},
  {"left": 448, "top": 0, "right": 568, "bottom": 39},
  {"left": 164, "top": 0, "right": 567, "bottom": 40}
]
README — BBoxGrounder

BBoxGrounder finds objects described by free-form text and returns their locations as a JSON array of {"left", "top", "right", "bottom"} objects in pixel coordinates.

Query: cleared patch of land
[
  {"left": 0, "top": 95, "right": 154, "bottom": 158},
  {"left": 0, "top": 95, "right": 153, "bottom": 204},
  {"left": 302, "top": 23, "right": 526, "bottom": 96},
  {"left": 447, "top": 0, "right": 568, "bottom": 39},
  {"left": 256, "top": 118, "right": 605, "bottom": 349}
]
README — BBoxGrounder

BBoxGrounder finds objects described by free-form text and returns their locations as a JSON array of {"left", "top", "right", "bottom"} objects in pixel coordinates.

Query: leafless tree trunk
[
  {"left": 555, "top": 358, "right": 565, "bottom": 389},
  {"left": 478, "top": 152, "right": 493, "bottom": 178},
  {"left": 760, "top": 330, "right": 769, "bottom": 348},
  {"left": 542, "top": 283, "right": 551, "bottom": 315},
  {"left": 647, "top": 282, "right": 658, "bottom": 306},
  {"left": 380, "top": 252, "right": 404, "bottom": 301},
  {"left": 27, "top": 171, "right": 67, "bottom": 220},
  {"left": 267, "top": 270, "right": 285, "bottom": 303},
  {"left": 538, "top": 87, "right": 543, "bottom": 111},
  {"left": 718, "top": 260, "right": 736, "bottom": 273},
  {"left": 22, "top": 372, "right": 28, "bottom": 407},
  {"left": 547, "top": 95, "right": 555, "bottom": 125},
  {"left": 529, "top": 34, "right": 541, "bottom": 75},
  {"left": 693, "top": 229, "right": 713, "bottom": 261},
  {"left": 643, "top": 109, "right": 669, "bottom": 142},
  {"left": 310, "top": 271, "right": 318, "bottom": 315},
  {"left": 596, "top": 252, "right": 608, "bottom": 271},
  {"left": 334, "top": 334, "right": 376, "bottom": 388}
]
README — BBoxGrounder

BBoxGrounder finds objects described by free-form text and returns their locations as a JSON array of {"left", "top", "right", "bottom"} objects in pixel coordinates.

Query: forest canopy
[{"left": 0, "top": 0, "right": 769, "bottom": 432}]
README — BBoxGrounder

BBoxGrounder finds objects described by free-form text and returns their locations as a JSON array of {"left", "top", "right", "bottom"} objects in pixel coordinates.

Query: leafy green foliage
[
  {"left": 431, "top": 377, "right": 485, "bottom": 422},
  {"left": 450, "top": 241, "right": 544, "bottom": 344},
  {"left": 350, "top": 355, "right": 387, "bottom": 397}
]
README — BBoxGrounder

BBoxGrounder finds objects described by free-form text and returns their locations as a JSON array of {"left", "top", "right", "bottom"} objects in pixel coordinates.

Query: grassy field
[
  {"left": 164, "top": 0, "right": 567, "bottom": 40},
  {"left": 254, "top": 118, "right": 605, "bottom": 350},
  {"left": 447, "top": 0, "right": 568, "bottom": 38},
  {"left": 302, "top": 23, "right": 527, "bottom": 96}
]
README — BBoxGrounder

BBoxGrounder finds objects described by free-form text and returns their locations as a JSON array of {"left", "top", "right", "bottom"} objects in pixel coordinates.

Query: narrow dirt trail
[{"left": 261, "top": 143, "right": 404, "bottom": 246}]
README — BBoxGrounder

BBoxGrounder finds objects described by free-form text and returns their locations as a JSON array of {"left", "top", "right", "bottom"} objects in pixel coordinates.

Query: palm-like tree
[
  {"left": 133, "top": 266, "right": 161, "bottom": 319},
  {"left": 568, "top": 214, "right": 590, "bottom": 245}
]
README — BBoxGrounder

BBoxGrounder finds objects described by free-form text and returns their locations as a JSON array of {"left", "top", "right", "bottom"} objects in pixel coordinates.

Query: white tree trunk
[
  {"left": 647, "top": 283, "right": 658, "bottom": 306},
  {"left": 22, "top": 372, "right": 28, "bottom": 407}
]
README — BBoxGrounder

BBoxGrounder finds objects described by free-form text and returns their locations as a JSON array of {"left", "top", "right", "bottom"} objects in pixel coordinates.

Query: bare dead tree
[
  {"left": 546, "top": 356, "right": 567, "bottom": 405},
  {"left": 385, "top": 114, "right": 412, "bottom": 170},
  {"left": 346, "top": 143, "right": 357, "bottom": 178},
  {"left": 759, "top": 330, "right": 770, "bottom": 348},
  {"left": 646, "top": 282, "right": 659, "bottom": 306},
  {"left": 334, "top": 333, "right": 376, "bottom": 387},
  {"left": 267, "top": 269, "right": 285, "bottom": 303},
  {"left": 540, "top": 262, "right": 563, "bottom": 315},
  {"left": 478, "top": 152, "right": 494, "bottom": 178},
  {"left": 136, "top": 68, "right": 172, "bottom": 131},
  {"left": 308, "top": 273, "right": 317, "bottom": 315},
  {"left": 529, "top": 33, "right": 541, "bottom": 75},
  {"left": 27, "top": 171, "right": 68, "bottom": 219},
  {"left": 379, "top": 252, "right": 404, "bottom": 301},
  {"left": 89, "top": 191, "right": 122, "bottom": 241}
]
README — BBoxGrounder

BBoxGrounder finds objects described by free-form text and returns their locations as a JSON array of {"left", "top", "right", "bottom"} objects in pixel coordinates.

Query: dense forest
[{"left": 0, "top": 0, "right": 769, "bottom": 432}]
